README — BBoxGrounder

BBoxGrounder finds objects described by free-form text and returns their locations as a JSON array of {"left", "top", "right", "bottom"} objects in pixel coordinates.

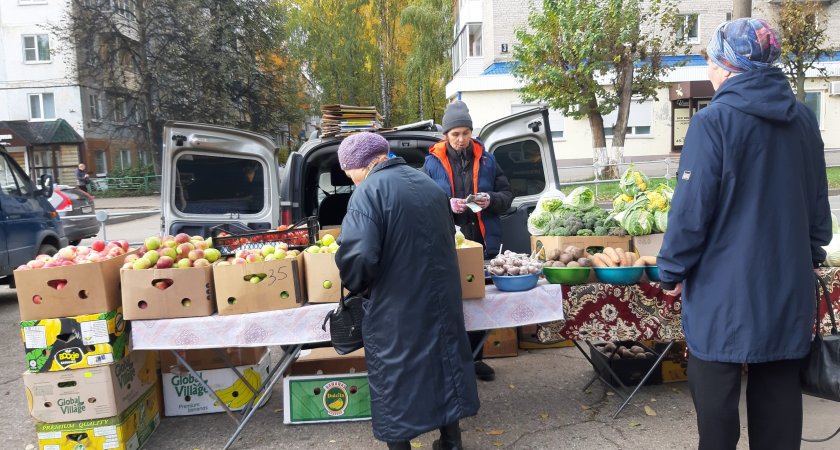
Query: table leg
[
  {"left": 213, "top": 348, "right": 261, "bottom": 415},
  {"left": 612, "top": 339, "right": 676, "bottom": 419},
  {"left": 170, "top": 350, "right": 242, "bottom": 425},
  {"left": 223, "top": 344, "right": 303, "bottom": 450},
  {"left": 472, "top": 331, "right": 489, "bottom": 359}
]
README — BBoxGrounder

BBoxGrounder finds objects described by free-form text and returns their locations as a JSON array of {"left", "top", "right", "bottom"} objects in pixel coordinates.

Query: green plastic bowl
[
  {"left": 543, "top": 266, "right": 591, "bottom": 285},
  {"left": 593, "top": 266, "right": 644, "bottom": 285}
]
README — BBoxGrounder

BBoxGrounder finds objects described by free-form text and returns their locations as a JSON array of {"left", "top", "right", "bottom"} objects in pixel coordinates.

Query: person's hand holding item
[
  {"left": 473, "top": 193, "right": 491, "bottom": 209},
  {"left": 450, "top": 197, "right": 467, "bottom": 214}
]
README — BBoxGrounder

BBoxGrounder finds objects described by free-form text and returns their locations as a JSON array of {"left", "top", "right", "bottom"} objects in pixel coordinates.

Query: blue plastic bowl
[
  {"left": 491, "top": 273, "right": 540, "bottom": 292},
  {"left": 593, "top": 266, "right": 644, "bottom": 285},
  {"left": 645, "top": 265, "right": 661, "bottom": 282}
]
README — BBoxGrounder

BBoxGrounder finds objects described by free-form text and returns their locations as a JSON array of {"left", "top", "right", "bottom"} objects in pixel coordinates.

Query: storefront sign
[{"left": 673, "top": 108, "right": 691, "bottom": 146}]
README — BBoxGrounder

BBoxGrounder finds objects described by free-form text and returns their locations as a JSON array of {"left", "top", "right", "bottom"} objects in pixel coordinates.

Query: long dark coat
[
  {"left": 658, "top": 67, "right": 832, "bottom": 363},
  {"left": 335, "top": 157, "right": 480, "bottom": 442}
]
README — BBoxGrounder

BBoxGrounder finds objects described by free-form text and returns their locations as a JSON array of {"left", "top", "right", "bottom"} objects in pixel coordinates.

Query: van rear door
[
  {"left": 478, "top": 108, "right": 559, "bottom": 254},
  {"left": 161, "top": 122, "right": 279, "bottom": 237}
]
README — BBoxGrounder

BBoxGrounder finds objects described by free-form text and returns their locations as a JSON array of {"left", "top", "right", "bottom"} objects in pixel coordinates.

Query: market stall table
[{"left": 131, "top": 282, "right": 566, "bottom": 449}]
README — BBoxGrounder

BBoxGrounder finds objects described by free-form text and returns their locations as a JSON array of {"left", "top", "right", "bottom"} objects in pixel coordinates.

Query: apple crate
[{"left": 211, "top": 217, "right": 319, "bottom": 256}]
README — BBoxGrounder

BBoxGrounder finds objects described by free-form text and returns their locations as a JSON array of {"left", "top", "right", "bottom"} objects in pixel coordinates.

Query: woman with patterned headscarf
[{"left": 657, "top": 18, "right": 831, "bottom": 450}]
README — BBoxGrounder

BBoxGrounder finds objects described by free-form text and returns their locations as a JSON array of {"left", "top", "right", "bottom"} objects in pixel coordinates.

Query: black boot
[
  {"left": 432, "top": 421, "right": 463, "bottom": 450},
  {"left": 387, "top": 442, "right": 411, "bottom": 450}
]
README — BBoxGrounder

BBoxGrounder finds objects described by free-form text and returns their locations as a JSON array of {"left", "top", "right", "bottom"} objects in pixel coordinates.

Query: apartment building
[
  {"left": 0, "top": 0, "right": 146, "bottom": 184},
  {"left": 446, "top": 0, "right": 840, "bottom": 162}
]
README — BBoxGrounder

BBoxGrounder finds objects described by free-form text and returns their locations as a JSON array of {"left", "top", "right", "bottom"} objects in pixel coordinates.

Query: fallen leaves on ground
[
  {"left": 494, "top": 443, "right": 505, "bottom": 447},
  {"left": 644, "top": 405, "right": 657, "bottom": 416},
  {"left": 486, "top": 429, "right": 506, "bottom": 436},
  {"left": 628, "top": 420, "right": 641, "bottom": 428},
  {"left": 410, "top": 441, "right": 423, "bottom": 448},
  {"left": 539, "top": 413, "right": 549, "bottom": 420},
  {"left": 508, "top": 384, "right": 516, "bottom": 389}
]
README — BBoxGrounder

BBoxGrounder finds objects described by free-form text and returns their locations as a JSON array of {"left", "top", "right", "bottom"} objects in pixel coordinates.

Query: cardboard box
[
  {"left": 457, "top": 240, "right": 486, "bottom": 299},
  {"left": 121, "top": 266, "right": 216, "bottom": 320},
  {"left": 23, "top": 350, "right": 159, "bottom": 423},
  {"left": 318, "top": 227, "right": 341, "bottom": 241},
  {"left": 288, "top": 348, "right": 366, "bottom": 376},
  {"left": 213, "top": 256, "right": 305, "bottom": 315},
  {"left": 15, "top": 252, "right": 132, "bottom": 321},
  {"left": 283, "top": 373, "right": 371, "bottom": 424},
  {"left": 303, "top": 251, "right": 342, "bottom": 303},
  {"left": 34, "top": 382, "right": 161, "bottom": 450},
  {"left": 159, "top": 347, "right": 267, "bottom": 372},
  {"left": 517, "top": 325, "right": 575, "bottom": 349},
  {"left": 483, "top": 328, "right": 518, "bottom": 358},
  {"left": 632, "top": 233, "right": 665, "bottom": 257},
  {"left": 656, "top": 340, "right": 688, "bottom": 383},
  {"left": 161, "top": 349, "right": 271, "bottom": 416},
  {"left": 21, "top": 308, "right": 129, "bottom": 373},
  {"left": 590, "top": 341, "right": 662, "bottom": 388},
  {"left": 531, "top": 236, "right": 633, "bottom": 261}
]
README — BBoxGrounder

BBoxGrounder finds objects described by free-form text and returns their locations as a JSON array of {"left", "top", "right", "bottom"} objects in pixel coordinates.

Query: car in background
[{"left": 49, "top": 185, "right": 100, "bottom": 245}]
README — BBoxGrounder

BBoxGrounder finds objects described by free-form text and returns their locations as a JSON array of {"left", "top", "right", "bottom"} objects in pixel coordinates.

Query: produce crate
[{"left": 211, "top": 217, "right": 319, "bottom": 256}]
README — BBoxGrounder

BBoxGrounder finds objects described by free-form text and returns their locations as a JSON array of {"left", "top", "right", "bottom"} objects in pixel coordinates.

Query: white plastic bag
[{"left": 527, "top": 189, "right": 566, "bottom": 235}]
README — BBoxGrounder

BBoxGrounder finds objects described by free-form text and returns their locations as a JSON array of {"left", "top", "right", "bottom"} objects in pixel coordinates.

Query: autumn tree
[
  {"left": 776, "top": 0, "right": 834, "bottom": 102},
  {"left": 400, "top": 0, "right": 452, "bottom": 123},
  {"left": 514, "top": 0, "right": 688, "bottom": 178}
]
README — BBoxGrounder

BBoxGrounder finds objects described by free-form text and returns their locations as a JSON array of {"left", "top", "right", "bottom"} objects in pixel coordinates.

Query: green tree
[
  {"left": 400, "top": 0, "right": 452, "bottom": 123},
  {"left": 776, "top": 0, "right": 835, "bottom": 102},
  {"left": 513, "top": 0, "right": 687, "bottom": 178}
]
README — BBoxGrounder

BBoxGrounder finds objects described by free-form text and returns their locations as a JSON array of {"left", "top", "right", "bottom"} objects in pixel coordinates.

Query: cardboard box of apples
[
  {"left": 14, "top": 240, "right": 134, "bottom": 321},
  {"left": 120, "top": 233, "right": 218, "bottom": 320},
  {"left": 302, "top": 233, "right": 342, "bottom": 304}
]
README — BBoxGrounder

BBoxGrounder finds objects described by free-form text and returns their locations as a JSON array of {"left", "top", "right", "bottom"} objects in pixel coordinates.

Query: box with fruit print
[
  {"left": 161, "top": 349, "right": 271, "bottom": 416},
  {"left": 20, "top": 307, "right": 129, "bottom": 373},
  {"left": 303, "top": 232, "right": 343, "bottom": 304},
  {"left": 23, "top": 349, "right": 159, "bottom": 423},
  {"left": 14, "top": 240, "right": 134, "bottom": 321},
  {"left": 212, "top": 246, "right": 306, "bottom": 315}
]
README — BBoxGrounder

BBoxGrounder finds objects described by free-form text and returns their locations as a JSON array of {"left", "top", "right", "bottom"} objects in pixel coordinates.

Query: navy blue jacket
[
  {"left": 424, "top": 140, "right": 513, "bottom": 257},
  {"left": 658, "top": 67, "right": 832, "bottom": 363},
  {"left": 336, "top": 158, "right": 480, "bottom": 441}
]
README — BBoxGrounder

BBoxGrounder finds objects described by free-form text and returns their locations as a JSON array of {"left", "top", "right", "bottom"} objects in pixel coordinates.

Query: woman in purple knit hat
[{"left": 335, "top": 132, "right": 479, "bottom": 450}]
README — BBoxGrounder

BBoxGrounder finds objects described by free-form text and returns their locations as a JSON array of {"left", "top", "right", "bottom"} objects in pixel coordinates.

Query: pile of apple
[
  {"left": 304, "top": 233, "right": 339, "bottom": 254},
  {"left": 122, "top": 233, "right": 221, "bottom": 270},
  {"left": 16, "top": 240, "right": 131, "bottom": 271}
]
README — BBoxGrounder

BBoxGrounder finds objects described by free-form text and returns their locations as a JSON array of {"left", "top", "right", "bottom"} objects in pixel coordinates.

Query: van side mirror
[{"left": 39, "top": 173, "right": 54, "bottom": 198}]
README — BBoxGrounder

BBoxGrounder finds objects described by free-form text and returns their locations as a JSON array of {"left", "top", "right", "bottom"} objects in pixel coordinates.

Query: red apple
[
  {"left": 124, "top": 254, "right": 140, "bottom": 264},
  {"left": 26, "top": 260, "right": 46, "bottom": 269},
  {"left": 116, "top": 240, "right": 130, "bottom": 251},
  {"left": 159, "top": 247, "right": 178, "bottom": 259},
  {"left": 16, "top": 265, "right": 31, "bottom": 271},
  {"left": 122, "top": 262, "right": 134, "bottom": 270},
  {"left": 174, "top": 233, "right": 191, "bottom": 244},
  {"left": 91, "top": 240, "right": 106, "bottom": 252},
  {"left": 187, "top": 249, "right": 205, "bottom": 261},
  {"left": 193, "top": 258, "right": 210, "bottom": 267},
  {"left": 58, "top": 247, "right": 77, "bottom": 260},
  {"left": 232, "top": 257, "right": 247, "bottom": 265},
  {"left": 176, "top": 242, "right": 195, "bottom": 259},
  {"left": 156, "top": 256, "right": 174, "bottom": 269},
  {"left": 35, "top": 254, "right": 52, "bottom": 262}
]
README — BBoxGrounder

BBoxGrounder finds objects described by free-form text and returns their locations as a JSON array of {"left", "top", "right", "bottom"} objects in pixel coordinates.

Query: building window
[
  {"left": 114, "top": 0, "right": 136, "bottom": 19},
  {"left": 23, "top": 34, "right": 50, "bottom": 62},
  {"left": 725, "top": 12, "right": 732, "bottom": 21},
  {"left": 677, "top": 14, "right": 699, "bottom": 44},
  {"left": 804, "top": 91, "right": 822, "bottom": 127},
  {"left": 113, "top": 98, "right": 127, "bottom": 122},
  {"left": 89, "top": 94, "right": 102, "bottom": 121},
  {"left": 29, "top": 93, "right": 56, "bottom": 120},
  {"left": 119, "top": 149, "right": 132, "bottom": 169},
  {"left": 602, "top": 100, "right": 653, "bottom": 137},
  {"left": 138, "top": 150, "right": 151, "bottom": 166},
  {"left": 95, "top": 150, "right": 108, "bottom": 176},
  {"left": 451, "top": 23, "right": 482, "bottom": 72}
]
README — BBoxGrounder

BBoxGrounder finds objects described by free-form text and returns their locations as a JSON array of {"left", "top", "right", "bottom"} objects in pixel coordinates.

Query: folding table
[{"left": 130, "top": 281, "right": 567, "bottom": 449}]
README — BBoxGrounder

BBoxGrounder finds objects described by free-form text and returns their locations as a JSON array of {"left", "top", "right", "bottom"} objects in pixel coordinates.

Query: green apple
[
  {"left": 322, "top": 280, "right": 333, "bottom": 289},
  {"left": 204, "top": 248, "right": 221, "bottom": 262},
  {"left": 144, "top": 250, "right": 160, "bottom": 265},
  {"left": 328, "top": 242, "right": 339, "bottom": 253},
  {"left": 261, "top": 245, "right": 275, "bottom": 256},
  {"left": 132, "top": 258, "right": 151, "bottom": 270},
  {"left": 144, "top": 236, "right": 162, "bottom": 251},
  {"left": 305, "top": 245, "right": 320, "bottom": 254},
  {"left": 250, "top": 276, "right": 261, "bottom": 284},
  {"left": 321, "top": 233, "right": 336, "bottom": 246},
  {"left": 274, "top": 250, "right": 287, "bottom": 259},
  {"left": 319, "top": 246, "right": 331, "bottom": 253},
  {"left": 175, "top": 258, "right": 192, "bottom": 268}
]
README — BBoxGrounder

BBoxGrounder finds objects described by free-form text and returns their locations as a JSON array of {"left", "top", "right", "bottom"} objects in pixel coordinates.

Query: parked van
[
  {"left": 160, "top": 108, "right": 559, "bottom": 255},
  {"left": 0, "top": 145, "right": 67, "bottom": 285}
]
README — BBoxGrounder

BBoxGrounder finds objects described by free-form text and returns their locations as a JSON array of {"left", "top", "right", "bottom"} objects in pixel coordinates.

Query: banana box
[
  {"left": 23, "top": 350, "right": 159, "bottom": 423},
  {"left": 161, "top": 349, "right": 271, "bottom": 416},
  {"left": 283, "top": 373, "right": 371, "bottom": 424},
  {"left": 21, "top": 308, "right": 129, "bottom": 373},
  {"left": 457, "top": 239, "right": 485, "bottom": 299},
  {"left": 34, "top": 382, "right": 161, "bottom": 450}
]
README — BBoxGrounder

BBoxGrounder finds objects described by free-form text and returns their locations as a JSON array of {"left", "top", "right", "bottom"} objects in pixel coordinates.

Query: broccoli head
[
  {"left": 576, "top": 228, "right": 594, "bottom": 236},
  {"left": 593, "top": 226, "right": 608, "bottom": 236}
]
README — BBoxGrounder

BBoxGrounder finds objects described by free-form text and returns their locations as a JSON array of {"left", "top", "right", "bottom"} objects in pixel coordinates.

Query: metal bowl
[
  {"left": 645, "top": 265, "right": 661, "bottom": 282},
  {"left": 542, "top": 267, "right": 591, "bottom": 285},
  {"left": 491, "top": 273, "right": 540, "bottom": 292},
  {"left": 593, "top": 266, "right": 644, "bottom": 285}
]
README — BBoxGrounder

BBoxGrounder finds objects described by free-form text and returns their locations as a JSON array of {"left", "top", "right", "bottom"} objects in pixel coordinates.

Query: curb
[{"left": 102, "top": 211, "right": 159, "bottom": 226}]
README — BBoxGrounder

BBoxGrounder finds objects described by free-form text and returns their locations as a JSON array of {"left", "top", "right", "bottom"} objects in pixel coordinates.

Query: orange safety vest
[{"left": 429, "top": 140, "right": 486, "bottom": 240}]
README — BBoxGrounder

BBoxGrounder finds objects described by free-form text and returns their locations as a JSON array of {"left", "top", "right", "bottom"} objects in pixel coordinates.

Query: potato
[
  {"left": 577, "top": 257, "right": 592, "bottom": 267},
  {"left": 603, "top": 342, "right": 617, "bottom": 353},
  {"left": 566, "top": 261, "right": 581, "bottom": 267},
  {"left": 630, "top": 345, "right": 645, "bottom": 354},
  {"left": 565, "top": 246, "right": 583, "bottom": 259},
  {"left": 559, "top": 253, "right": 574, "bottom": 264},
  {"left": 634, "top": 352, "right": 648, "bottom": 359}
]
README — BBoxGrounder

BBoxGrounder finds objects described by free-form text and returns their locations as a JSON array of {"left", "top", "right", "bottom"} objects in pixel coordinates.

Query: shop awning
[{"left": 0, "top": 119, "right": 84, "bottom": 147}]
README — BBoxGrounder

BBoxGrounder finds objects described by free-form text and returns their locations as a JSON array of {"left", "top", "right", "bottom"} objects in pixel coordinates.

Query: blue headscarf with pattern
[{"left": 706, "top": 18, "right": 781, "bottom": 73}]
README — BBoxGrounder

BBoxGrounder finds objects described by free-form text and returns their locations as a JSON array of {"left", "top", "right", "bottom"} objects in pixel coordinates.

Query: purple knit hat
[{"left": 338, "top": 132, "right": 390, "bottom": 170}]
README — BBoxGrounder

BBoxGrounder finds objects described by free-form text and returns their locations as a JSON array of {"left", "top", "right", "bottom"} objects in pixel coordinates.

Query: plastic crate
[{"left": 211, "top": 217, "right": 319, "bottom": 256}]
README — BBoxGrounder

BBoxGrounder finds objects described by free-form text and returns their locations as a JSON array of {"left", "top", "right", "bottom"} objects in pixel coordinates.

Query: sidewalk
[{"left": 91, "top": 195, "right": 160, "bottom": 225}]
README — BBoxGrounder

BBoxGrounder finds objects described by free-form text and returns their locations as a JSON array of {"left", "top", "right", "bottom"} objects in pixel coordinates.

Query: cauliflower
[{"left": 644, "top": 191, "right": 667, "bottom": 212}]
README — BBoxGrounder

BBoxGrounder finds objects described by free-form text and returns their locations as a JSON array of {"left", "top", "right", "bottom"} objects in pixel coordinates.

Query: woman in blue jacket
[{"left": 658, "top": 18, "right": 832, "bottom": 449}]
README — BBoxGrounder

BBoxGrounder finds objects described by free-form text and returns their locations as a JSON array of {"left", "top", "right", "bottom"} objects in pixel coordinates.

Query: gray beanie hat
[{"left": 442, "top": 101, "right": 473, "bottom": 134}]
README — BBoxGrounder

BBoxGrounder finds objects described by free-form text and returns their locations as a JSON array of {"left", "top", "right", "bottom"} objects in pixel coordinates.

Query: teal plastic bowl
[
  {"left": 593, "top": 266, "right": 644, "bottom": 285},
  {"left": 543, "top": 267, "right": 591, "bottom": 285},
  {"left": 645, "top": 265, "right": 661, "bottom": 282},
  {"left": 491, "top": 273, "right": 540, "bottom": 292}
]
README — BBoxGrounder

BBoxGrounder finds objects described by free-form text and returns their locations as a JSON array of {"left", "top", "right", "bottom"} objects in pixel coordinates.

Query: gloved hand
[
  {"left": 450, "top": 197, "right": 467, "bottom": 214},
  {"left": 474, "top": 192, "right": 491, "bottom": 209}
]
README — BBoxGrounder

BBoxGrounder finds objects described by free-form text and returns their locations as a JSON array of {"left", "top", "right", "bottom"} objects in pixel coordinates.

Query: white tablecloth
[{"left": 130, "top": 281, "right": 565, "bottom": 350}]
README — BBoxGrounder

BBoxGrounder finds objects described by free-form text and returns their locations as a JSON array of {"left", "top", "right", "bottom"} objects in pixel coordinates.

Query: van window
[
  {"left": 0, "top": 154, "right": 32, "bottom": 197},
  {"left": 174, "top": 154, "right": 264, "bottom": 215},
  {"left": 492, "top": 139, "right": 546, "bottom": 197}
]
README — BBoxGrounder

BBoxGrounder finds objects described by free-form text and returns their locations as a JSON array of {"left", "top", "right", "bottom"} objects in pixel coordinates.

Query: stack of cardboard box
[{"left": 14, "top": 252, "right": 162, "bottom": 450}]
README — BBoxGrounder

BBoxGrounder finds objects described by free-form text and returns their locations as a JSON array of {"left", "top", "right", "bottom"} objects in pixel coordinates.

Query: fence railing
[
  {"left": 554, "top": 157, "right": 678, "bottom": 200},
  {"left": 89, "top": 175, "right": 161, "bottom": 194}
]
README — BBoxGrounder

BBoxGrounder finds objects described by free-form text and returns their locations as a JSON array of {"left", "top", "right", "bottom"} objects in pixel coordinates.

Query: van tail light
[
  {"left": 55, "top": 191, "right": 72, "bottom": 212},
  {"left": 280, "top": 206, "right": 292, "bottom": 226}
]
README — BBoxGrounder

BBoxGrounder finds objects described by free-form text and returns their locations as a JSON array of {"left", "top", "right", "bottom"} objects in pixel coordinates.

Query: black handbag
[
  {"left": 322, "top": 288, "right": 365, "bottom": 355},
  {"left": 800, "top": 274, "right": 840, "bottom": 402}
]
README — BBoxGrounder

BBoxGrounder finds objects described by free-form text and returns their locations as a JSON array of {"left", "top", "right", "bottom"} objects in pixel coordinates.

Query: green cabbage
[
  {"left": 563, "top": 186, "right": 595, "bottom": 210},
  {"left": 528, "top": 210, "right": 554, "bottom": 235},
  {"left": 653, "top": 210, "right": 668, "bottom": 233},
  {"left": 541, "top": 197, "right": 565, "bottom": 213},
  {"left": 622, "top": 208, "right": 653, "bottom": 236}
]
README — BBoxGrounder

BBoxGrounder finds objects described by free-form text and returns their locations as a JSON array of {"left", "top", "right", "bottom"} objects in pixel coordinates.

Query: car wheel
[
  {"left": 38, "top": 243, "right": 59, "bottom": 257},
  {"left": 68, "top": 239, "right": 81, "bottom": 246}
]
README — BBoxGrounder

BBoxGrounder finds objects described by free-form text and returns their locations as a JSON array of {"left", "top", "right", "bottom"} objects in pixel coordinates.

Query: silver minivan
[{"left": 160, "top": 108, "right": 559, "bottom": 255}]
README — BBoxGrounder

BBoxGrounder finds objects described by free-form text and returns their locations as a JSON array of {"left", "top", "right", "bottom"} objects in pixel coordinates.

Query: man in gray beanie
[{"left": 424, "top": 101, "right": 514, "bottom": 383}]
